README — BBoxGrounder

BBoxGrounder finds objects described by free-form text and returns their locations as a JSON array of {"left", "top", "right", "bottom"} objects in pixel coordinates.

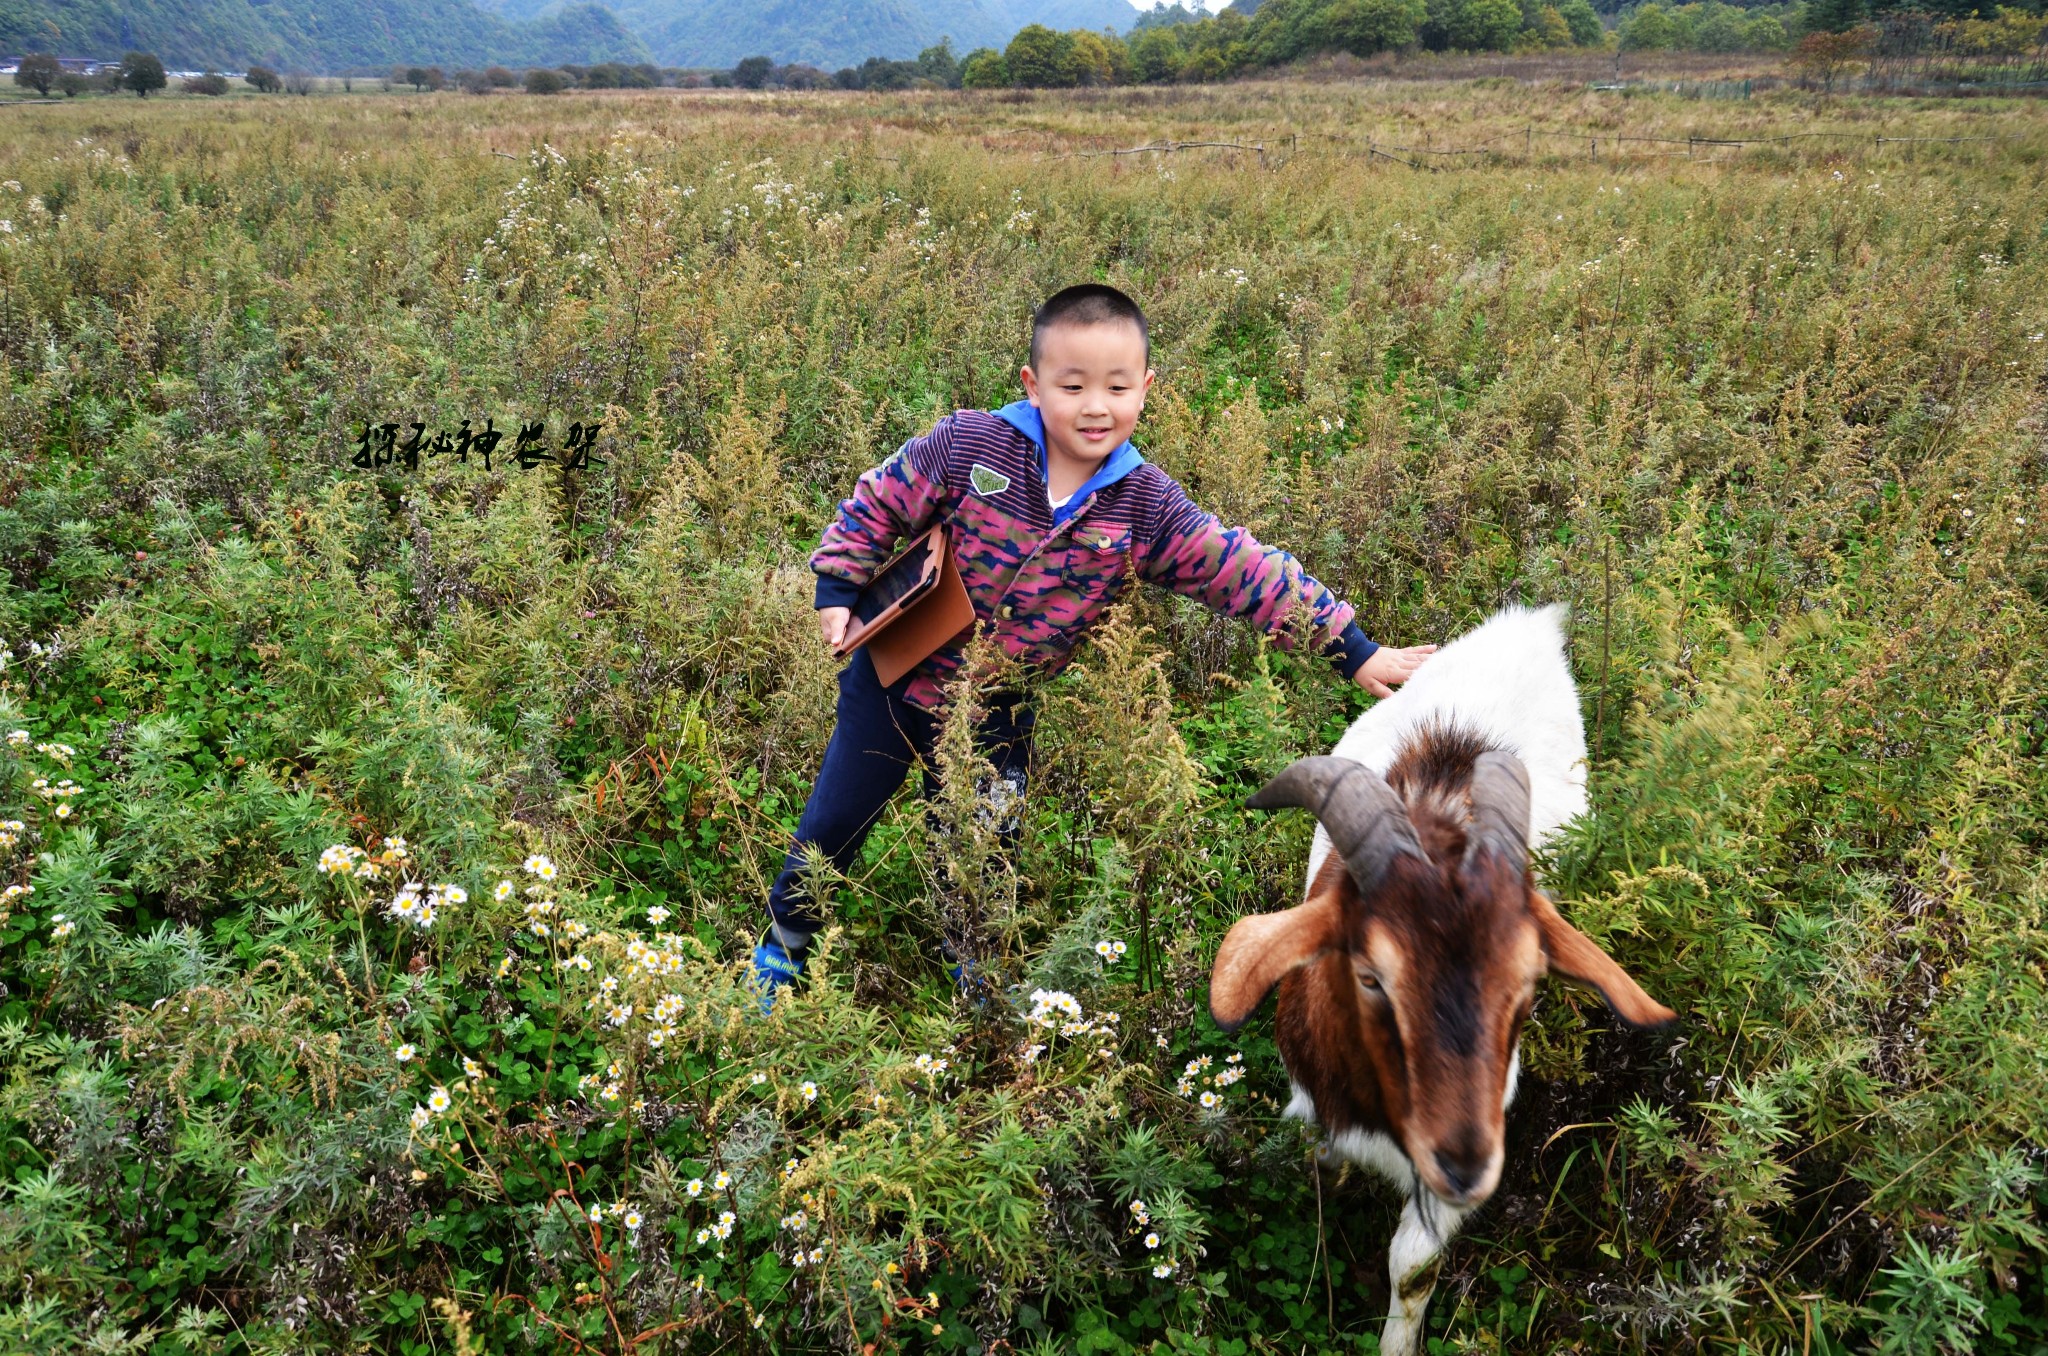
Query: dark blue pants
[{"left": 764, "top": 647, "right": 1034, "bottom": 955}]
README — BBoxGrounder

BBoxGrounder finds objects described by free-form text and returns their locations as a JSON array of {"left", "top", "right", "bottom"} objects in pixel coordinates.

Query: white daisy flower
[
  {"left": 394, "top": 1044, "right": 416, "bottom": 1062},
  {"left": 427, "top": 1086, "right": 452, "bottom": 1114}
]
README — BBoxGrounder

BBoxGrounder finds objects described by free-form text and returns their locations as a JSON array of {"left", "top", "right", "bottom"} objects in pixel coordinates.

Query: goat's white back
[{"left": 1305, "top": 604, "right": 1588, "bottom": 891}]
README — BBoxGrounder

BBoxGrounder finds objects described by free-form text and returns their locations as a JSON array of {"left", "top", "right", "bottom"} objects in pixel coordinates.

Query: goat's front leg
[{"left": 1380, "top": 1188, "right": 1469, "bottom": 1356}]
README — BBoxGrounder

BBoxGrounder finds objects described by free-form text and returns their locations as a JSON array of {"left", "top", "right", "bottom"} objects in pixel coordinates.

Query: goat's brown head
[{"left": 1209, "top": 753, "right": 1676, "bottom": 1209}]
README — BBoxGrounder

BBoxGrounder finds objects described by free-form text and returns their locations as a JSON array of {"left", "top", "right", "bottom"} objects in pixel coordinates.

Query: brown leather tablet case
[{"left": 833, "top": 523, "right": 977, "bottom": 687}]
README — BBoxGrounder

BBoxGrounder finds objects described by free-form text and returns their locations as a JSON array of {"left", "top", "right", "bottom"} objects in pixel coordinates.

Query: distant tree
[
  {"left": 1179, "top": 46, "right": 1227, "bottom": 80},
  {"left": 623, "top": 62, "right": 661, "bottom": 87},
  {"left": 120, "top": 51, "right": 167, "bottom": 97},
  {"left": 1128, "top": 27, "right": 1184, "bottom": 81},
  {"left": 1618, "top": 2, "right": 1678, "bottom": 48},
  {"left": 182, "top": 71, "right": 230, "bottom": 95},
  {"left": 1439, "top": 0, "right": 1522, "bottom": 48},
  {"left": 1526, "top": 4, "right": 1575, "bottom": 45},
  {"left": 484, "top": 65, "right": 517, "bottom": 87},
  {"left": 457, "top": 69, "right": 491, "bottom": 94},
  {"left": 245, "top": 64, "right": 282, "bottom": 92},
  {"left": 1795, "top": 25, "right": 1872, "bottom": 87},
  {"left": 960, "top": 49, "right": 1010, "bottom": 86},
  {"left": 1806, "top": 0, "right": 1865, "bottom": 34},
  {"left": 1313, "top": 0, "right": 1430, "bottom": 55},
  {"left": 1692, "top": 2, "right": 1746, "bottom": 51},
  {"left": 583, "top": 62, "right": 622, "bottom": 87},
  {"left": 848, "top": 56, "right": 922, "bottom": 89},
  {"left": 14, "top": 52, "right": 59, "bottom": 97},
  {"left": 1068, "top": 30, "right": 1122, "bottom": 84},
  {"left": 732, "top": 55, "right": 774, "bottom": 88},
  {"left": 524, "top": 67, "right": 570, "bottom": 94},
  {"left": 286, "top": 71, "right": 316, "bottom": 95},
  {"left": 777, "top": 63, "right": 832, "bottom": 89},
  {"left": 342, "top": 75, "right": 352, "bottom": 91},
  {"left": 916, "top": 38, "right": 962, "bottom": 87},
  {"left": 1004, "top": 25, "right": 1076, "bottom": 86},
  {"left": 56, "top": 72, "right": 87, "bottom": 97},
  {"left": 404, "top": 66, "right": 430, "bottom": 91},
  {"left": 423, "top": 66, "right": 446, "bottom": 91},
  {"left": 1742, "top": 12, "right": 1790, "bottom": 49},
  {"left": 1133, "top": 2, "right": 1207, "bottom": 30},
  {"left": 1556, "top": 0, "right": 1603, "bottom": 44}
]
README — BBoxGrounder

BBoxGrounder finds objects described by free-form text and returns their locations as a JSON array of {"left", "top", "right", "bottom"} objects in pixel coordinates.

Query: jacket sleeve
[
  {"left": 1139, "top": 473, "right": 1378, "bottom": 678},
  {"left": 810, "top": 417, "right": 954, "bottom": 609}
]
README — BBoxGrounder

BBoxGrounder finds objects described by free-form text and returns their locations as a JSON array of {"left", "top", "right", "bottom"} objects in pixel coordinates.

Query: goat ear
[
  {"left": 1208, "top": 891, "right": 1341, "bottom": 1033},
  {"left": 1530, "top": 890, "right": 1677, "bottom": 1030}
]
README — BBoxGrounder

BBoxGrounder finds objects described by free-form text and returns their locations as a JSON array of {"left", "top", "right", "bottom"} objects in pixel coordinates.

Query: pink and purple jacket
[{"left": 812, "top": 401, "right": 1379, "bottom": 710}]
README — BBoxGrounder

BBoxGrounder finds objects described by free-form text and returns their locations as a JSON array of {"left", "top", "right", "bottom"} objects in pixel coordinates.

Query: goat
[{"left": 1208, "top": 604, "right": 1675, "bottom": 1356}]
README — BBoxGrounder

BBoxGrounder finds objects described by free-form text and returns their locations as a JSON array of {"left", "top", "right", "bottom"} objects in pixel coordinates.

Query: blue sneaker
[{"left": 750, "top": 940, "right": 804, "bottom": 1014}]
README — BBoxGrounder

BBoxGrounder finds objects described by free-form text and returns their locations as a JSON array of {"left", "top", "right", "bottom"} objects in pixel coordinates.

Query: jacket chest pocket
[{"left": 1057, "top": 525, "right": 1133, "bottom": 594}]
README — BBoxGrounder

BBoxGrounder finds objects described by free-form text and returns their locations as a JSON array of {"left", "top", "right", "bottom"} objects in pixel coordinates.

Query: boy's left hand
[{"left": 1355, "top": 643, "right": 1437, "bottom": 699}]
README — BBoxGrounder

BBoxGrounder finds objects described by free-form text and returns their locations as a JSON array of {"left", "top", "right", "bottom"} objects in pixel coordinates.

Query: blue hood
[{"left": 992, "top": 400, "right": 1145, "bottom": 527}]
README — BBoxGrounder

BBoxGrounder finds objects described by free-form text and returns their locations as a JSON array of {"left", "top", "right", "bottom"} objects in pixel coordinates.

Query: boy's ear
[
  {"left": 1019, "top": 364, "right": 1041, "bottom": 405},
  {"left": 1141, "top": 368, "right": 1155, "bottom": 396}
]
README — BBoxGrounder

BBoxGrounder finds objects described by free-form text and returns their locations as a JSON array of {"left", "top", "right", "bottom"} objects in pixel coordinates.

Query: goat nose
[{"left": 1433, "top": 1149, "right": 1485, "bottom": 1198}]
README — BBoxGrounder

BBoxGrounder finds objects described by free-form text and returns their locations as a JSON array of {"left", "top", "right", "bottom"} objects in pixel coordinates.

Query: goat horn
[
  {"left": 1464, "top": 750, "right": 1532, "bottom": 872},
  {"left": 1245, "top": 756, "right": 1424, "bottom": 895}
]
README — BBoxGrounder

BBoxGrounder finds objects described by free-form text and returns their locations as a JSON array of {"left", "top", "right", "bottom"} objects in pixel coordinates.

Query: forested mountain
[
  {"left": 468, "top": 0, "right": 1141, "bottom": 68},
  {"left": 0, "top": 0, "right": 647, "bottom": 71}
]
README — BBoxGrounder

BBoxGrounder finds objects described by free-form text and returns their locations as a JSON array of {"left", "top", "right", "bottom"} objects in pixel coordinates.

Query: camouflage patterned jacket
[{"left": 811, "top": 401, "right": 1378, "bottom": 711}]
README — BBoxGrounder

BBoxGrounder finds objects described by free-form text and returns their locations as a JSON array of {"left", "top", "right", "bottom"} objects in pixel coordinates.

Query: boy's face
[{"left": 1019, "top": 319, "right": 1155, "bottom": 469}]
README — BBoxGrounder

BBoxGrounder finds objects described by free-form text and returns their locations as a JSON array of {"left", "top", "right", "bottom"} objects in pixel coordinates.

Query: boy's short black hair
[{"left": 1030, "top": 284, "right": 1149, "bottom": 369}]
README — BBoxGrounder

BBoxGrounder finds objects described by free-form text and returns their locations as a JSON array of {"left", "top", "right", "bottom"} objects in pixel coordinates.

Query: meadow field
[{"left": 0, "top": 77, "right": 2044, "bottom": 1354}]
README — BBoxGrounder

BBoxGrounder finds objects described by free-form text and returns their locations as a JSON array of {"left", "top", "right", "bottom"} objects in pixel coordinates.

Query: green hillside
[
  {"left": 472, "top": 0, "right": 1141, "bottom": 68},
  {"left": 0, "top": 0, "right": 648, "bottom": 71}
]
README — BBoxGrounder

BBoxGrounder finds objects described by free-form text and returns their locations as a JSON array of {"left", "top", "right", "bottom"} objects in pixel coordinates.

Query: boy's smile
[{"left": 1019, "top": 320, "right": 1155, "bottom": 501}]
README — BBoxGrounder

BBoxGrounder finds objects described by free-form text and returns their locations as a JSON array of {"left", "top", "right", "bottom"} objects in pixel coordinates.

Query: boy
[{"left": 753, "top": 284, "right": 1434, "bottom": 997}]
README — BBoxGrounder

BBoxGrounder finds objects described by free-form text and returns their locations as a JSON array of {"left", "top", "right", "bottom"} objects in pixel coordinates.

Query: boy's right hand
[
  {"left": 1354, "top": 642, "right": 1437, "bottom": 699},
  {"left": 818, "top": 606, "right": 852, "bottom": 652}
]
